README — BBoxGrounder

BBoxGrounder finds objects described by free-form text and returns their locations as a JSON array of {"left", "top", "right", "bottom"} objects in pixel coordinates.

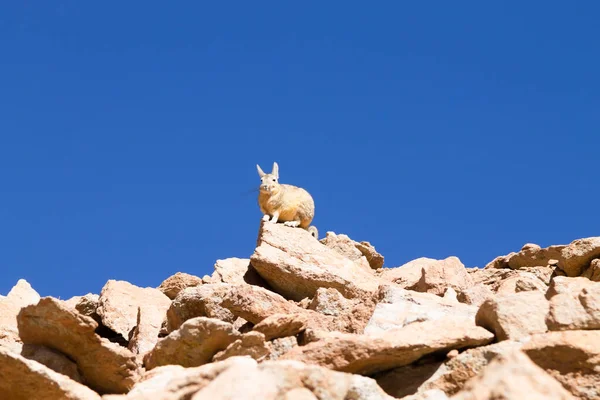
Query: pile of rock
[{"left": 1, "top": 222, "right": 599, "bottom": 399}]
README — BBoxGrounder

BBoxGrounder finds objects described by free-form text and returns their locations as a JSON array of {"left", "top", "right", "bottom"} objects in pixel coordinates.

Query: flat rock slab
[
  {"left": 0, "top": 345, "right": 101, "bottom": 400},
  {"left": 281, "top": 317, "right": 494, "bottom": 375},
  {"left": 250, "top": 221, "right": 382, "bottom": 301},
  {"left": 17, "top": 297, "right": 140, "bottom": 394}
]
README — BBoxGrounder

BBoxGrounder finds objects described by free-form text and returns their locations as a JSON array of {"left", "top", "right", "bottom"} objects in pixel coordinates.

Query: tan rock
[
  {"left": 450, "top": 350, "right": 575, "bottom": 400},
  {"left": 456, "top": 284, "right": 493, "bottom": 307},
  {"left": 157, "top": 272, "right": 202, "bottom": 300},
  {"left": 212, "top": 331, "right": 269, "bottom": 362},
  {"left": 308, "top": 287, "right": 349, "bottom": 316},
  {"left": 96, "top": 280, "right": 171, "bottom": 353},
  {"left": 365, "top": 285, "right": 477, "bottom": 335},
  {"left": 377, "top": 341, "right": 523, "bottom": 398},
  {"left": 410, "top": 257, "right": 474, "bottom": 296},
  {"left": 143, "top": 317, "right": 241, "bottom": 370},
  {"left": 484, "top": 243, "right": 565, "bottom": 270},
  {"left": 17, "top": 297, "right": 140, "bottom": 394},
  {"left": 581, "top": 259, "right": 600, "bottom": 281},
  {"left": 253, "top": 313, "right": 308, "bottom": 340},
  {"left": 64, "top": 293, "right": 100, "bottom": 323},
  {"left": 546, "top": 277, "right": 600, "bottom": 330},
  {"left": 281, "top": 317, "right": 494, "bottom": 375},
  {"left": 250, "top": 221, "right": 381, "bottom": 301},
  {"left": 21, "top": 344, "right": 83, "bottom": 383},
  {"left": 355, "top": 240, "right": 385, "bottom": 270},
  {"left": 0, "top": 279, "right": 40, "bottom": 351},
  {"left": 521, "top": 330, "right": 600, "bottom": 400},
  {"left": 475, "top": 291, "right": 549, "bottom": 341},
  {"left": 378, "top": 257, "right": 438, "bottom": 288},
  {"left": 319, "top": 231, "right": 371, "bottom": 270},
  {"left": 495, "top": 273, "right": 547, "bottom": 295},
  {"left": 559, "top": 237, "right": 600, "bottom": 277},
  {"left": 285, "top": 388, "right": 319, "bottom": 400},
  {"left": 0, "top": 347, "right": 101, "bottom": 400},
  {"left": 265, "top": 336, "right": 298, "bottom": 361},
  {"left": 211, "top": 257, "right": 271, "bottom": 287}
]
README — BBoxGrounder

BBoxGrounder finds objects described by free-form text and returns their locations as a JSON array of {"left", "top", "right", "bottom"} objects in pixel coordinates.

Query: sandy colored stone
[
  {"left": 265, "top": 336, "right": 299, "bottom": 361},
  {"left": 581, "top": 259, "right": 600, "bottom": 281},
  {"left": 96, "top": 280, "right": 171, "bottom": 353},
  {"left": 0, "top": 279, "right": 40, "bottom": 351},
  {"left": 450, "top": 350, "right": 575, "bottom": 400},
  {"left": 212, "top": 331, "right": 269, "bottom": 362},
  {"left": 253, "top": 313, "right": 308, "bottom": 340},
  {"left": 521, "top": 330, "right": 600, "bottom": 400},
  {"left": 157, "top": 272, "right": 202, "bottom": 300},
  {"left": 250, "top": 221, "right": 381, "bottom": 301},
  {"left": 484, "top": 243, "right": 565, "bottom": 270},
  {"left": 365, "top": 285, "right": 477, "bottom": 335},
  {"left": 355, "top": 240, "right": 385, "bottom": 269},
  {"left": 456, "top": 284, "right": 493, "bottom": 307},
  {"left": 378, "top": 257, "right": 438, "bottom": 288},
  {"left": 546, "top": 277, "right": 600, "bottom": 331},
  {"left": 211, "top": 257, "right": 271, "bottom": 288},
  {"left": 409, "top": 256, "right": 474, "bottom": 296},
  {"left": 495, "top": 273, "right": 547, "bottom": 295},
  {"left": 64, "top": 293, "right": 101, "bottom": 323},
  {"left": 21, "top": 344, "right": 83, "bottom": 383},
  {"left": 281, "top": 317, "right": 494, "bottom": 375},
  {"left": 17, "top": 297, "right": 140, "bottom": 394},
  {"left": 166, "top": 284, "right": 235, "bottom": 332},
  {"left": 475, "top": 291, "right": 549, "bottom": 341},
  {"left": 144, "top": 317, "right": 241, "bottom": 370},
  {"left": 0, "top": 347, "right": 101, "bottom": 400},
  {"left": 319, "top": 231, "right": 372, "bottom": 271},
  {"left": 559, "top": 237, "right": 600, "bottom": 277}
]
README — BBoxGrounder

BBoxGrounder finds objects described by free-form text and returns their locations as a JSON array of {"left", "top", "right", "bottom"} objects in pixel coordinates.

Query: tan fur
[{"left": 256, "top": 162, "right": 319, "bottom": 239}]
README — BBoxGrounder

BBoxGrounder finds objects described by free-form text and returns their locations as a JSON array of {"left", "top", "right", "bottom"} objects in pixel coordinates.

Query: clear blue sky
[{"left": 1, "top": 2, "right": 598, "bottom": 299}]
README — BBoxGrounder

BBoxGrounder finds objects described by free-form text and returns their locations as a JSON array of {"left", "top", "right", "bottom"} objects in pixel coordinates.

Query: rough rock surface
[
  {"left": 0, "top": 346, "right": 101, "bottom": 400},
  {"left": 212, "top": 331, "right": 269, "bottom": 362},
  {"left": 365, "top": 285, "right": 477, "bottom": 335},
  {"left": 0, "top": 279, "right": 40, "bottom": 352},
  {"left": 17, "top": 297, "right": 140, "bottom": 394},
  {"left": 410, "top": 257, "right": 474, "bottom": 296},
  {"left": 250, "top": 221, "right": 381, "bottom": 300},
  {"left": 281, "top": 317, "right": 494, "bottom": 374},
  {"left": 378, "top": 257, "right": 441, "bottom": 288},
  {"left": 581, "top": 259, "right": 600, "bottom": 282},
  {"left": 484, "top": 243, "right": 565, "bottom": 270},
  {"left": 157, "top": 272, "right": 202, "bottom": 300},
  {"left": 144, "top": 317, "right": 241, "bottom": 370},
  {"left": 475, "top": 291, "right": 549, "bottom": 341},
  {"left": 252, "top": 313, "right": 308, "bottom": 340},
  {"left": 559, "top": 237, "right": 600, "bottom": 277},
  {"left": 21, "top": 344, "right": 83, "bottom": 383},
  {"left": 546, "top": 277, "right": 600, "bottom": 331},
  {"left": 96, "top": 280, "right": 171, "bottom": 353},
  {"left": 64, "top": 293, "right": 101, "bottom": 323},
  {"left": 450, "top": 350, "right": 575, "bottom": 400}
]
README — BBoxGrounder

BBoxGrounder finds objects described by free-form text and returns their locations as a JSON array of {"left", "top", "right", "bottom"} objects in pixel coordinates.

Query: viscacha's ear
[
  {"left": 272, "top": 162, "right": 279, "bottom": 179},
  {"left": 256, "top": 164, "right": 266, "bottom": 178}
]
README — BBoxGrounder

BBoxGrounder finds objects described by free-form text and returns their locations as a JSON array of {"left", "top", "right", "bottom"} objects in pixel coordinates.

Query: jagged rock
[
  {"left": 484, "top": 243, "right": 565, "bottom": 270},
  {"left": 365, "top": 285, "right": 477, "bottom": 335},
  {"left": 0, "top": 347, "right": 101, "bottom": 400},
  {"left": 210, "top": 257, "right": 270, "bottom": 287},
  {"left": 166, "top": 284, "right": 236, "bottom": 331},
  {"left": 355, "top": 240, "right": 385, "bottom": 270},
  {"left": 319, "top": 231, "right": 371, "bottom": 271},
  {"left": 96, "top": 280, "right": 171, "bottom": 353},
  {"left": 143, "top": 317, "right": 241, "bottom": 370},
  {"left": 120, "top": 356, "right": 392, "bottom": 400},
  {"left": 378, "top": 257, "right": 439, "bottom": 288},
  {"left": 495, "top": 273, "right": 548, "bottom": 295},
  {"left": 157, "top": 272, "right": 202, "bottom": 300},
  {"left": 265, "top": 336, "right": 298, "bottom": 361},
  {"left": 64, "top": 293, "right": 101, "bottom": 323},
  {"left": 521, "top": 331, "right": 600, "bottom": 400},
  {"left": 456, "top": 284, "right": 494, "bottom": 307},
  {"left": 281, "top": 317, "right": 494, "bottom": 375},
  {"left": 308, "top": 287, "right": 348, "bottom": 316},
  {"left": 558, "top": 237, "right": 600, "bottom": 277},
  {"left": 252, "top": 313, "right": 308, "bottom": 340},
  {"left": 450, "top": 350, "right": 575, "bottom": 400},
  {"left": 581, "top": 259, "right": 600, "bottom": 281},
  {"left": 546, "top": 276, "right": 600, "bottom": 331},
  {"left": 0, "top": 279, "right": 40, "bottom": 352},
  {"left": 409, "top": 257, "right": 474, "bottom": 296},
  {"left": 21, "top": 344, "right": 83, "bottom": 383},
  {"left": 378, "top": 341, "right": 524, "bottom": 398},
  {"left": 475, "top": 291, "right": 549, "bottom": 341},
  {"left": 17, "top": 297, "right": 140, "bottom": 394},
  {"left": 128, "top": 306, "right": 163, "bottom": 356},
  {"left": 212, "top": 331, "right": 269, "bottom": 362},
  {"left": 250, "top": 221, "right": 381, "bottom": 301}
]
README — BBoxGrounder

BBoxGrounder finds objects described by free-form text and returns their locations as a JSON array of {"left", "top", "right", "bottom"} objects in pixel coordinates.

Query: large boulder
[{"left": 546, "top": 277, "right": 600, "bottom": 331}]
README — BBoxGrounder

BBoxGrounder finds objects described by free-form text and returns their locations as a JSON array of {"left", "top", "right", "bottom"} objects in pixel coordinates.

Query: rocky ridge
[{"left": 1, "top": 222, "right": 600, "bottom": 399}]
